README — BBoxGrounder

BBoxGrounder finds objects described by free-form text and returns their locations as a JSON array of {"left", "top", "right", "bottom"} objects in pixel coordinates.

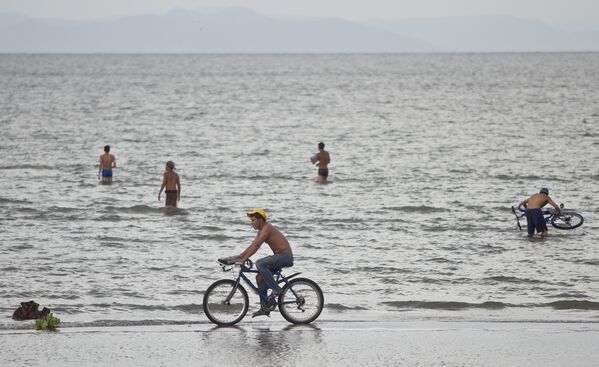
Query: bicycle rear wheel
[
  {"left": 203, "top": 279, "right": 248, "bottom": 325},
  {"left": 551, "top": 212, "right": 584, "bottom": 230},
  {"left": 278, "top": 278, "right": 324, "bottom": 324}
]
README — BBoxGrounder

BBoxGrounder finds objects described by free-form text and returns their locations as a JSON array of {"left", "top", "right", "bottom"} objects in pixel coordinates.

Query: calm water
[{"left": 1, "top": 54, "right": 598, "bottom": 328}]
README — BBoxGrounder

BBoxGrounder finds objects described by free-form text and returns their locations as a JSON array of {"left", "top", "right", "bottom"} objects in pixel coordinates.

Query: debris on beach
[
  {"left": 12, "top": 300, "right": 51, "bottom": 320},
  {"left": 35, "top": 313, "right": 61, "bottom": 331}
]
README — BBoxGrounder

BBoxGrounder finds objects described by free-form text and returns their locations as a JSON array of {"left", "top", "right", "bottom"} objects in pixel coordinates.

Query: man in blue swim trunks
[
  {"left": 98, "top": 145, "right": 116, "bottom": 184},
  {"left": 520, "top": 188, "right": 562, "bottom": 237}
]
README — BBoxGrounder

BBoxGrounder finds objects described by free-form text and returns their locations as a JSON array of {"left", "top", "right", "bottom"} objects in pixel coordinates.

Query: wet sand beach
[{"left": 2, "top": 320, "right": 599, "bottom": 367}]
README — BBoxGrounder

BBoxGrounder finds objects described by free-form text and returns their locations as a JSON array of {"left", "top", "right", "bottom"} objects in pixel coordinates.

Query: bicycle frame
[{"left": 223, "top": 265, "right": 302, "bottom": 307}]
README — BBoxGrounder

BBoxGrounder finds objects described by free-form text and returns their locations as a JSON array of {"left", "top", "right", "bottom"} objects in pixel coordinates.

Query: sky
[{"left": 1, "top": 0, "right": 599, "bottom": 31}]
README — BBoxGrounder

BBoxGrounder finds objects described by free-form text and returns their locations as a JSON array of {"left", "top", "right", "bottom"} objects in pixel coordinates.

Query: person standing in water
[
  {"left": 98, "top": 145, "right": 116, "bottom": 184},
  {"left": 310, "top": 142, "right": 331, "bottom": 183},
  {"left": 520, "top": 187, "right": 562, "bottom": 237},
  {"left": 158, "top": 161, "right": 181, "bottom": 207}
]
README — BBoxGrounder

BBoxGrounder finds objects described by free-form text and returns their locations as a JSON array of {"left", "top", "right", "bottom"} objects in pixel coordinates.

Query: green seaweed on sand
[{"left": 35, "top": 313, "right": 61, "bottom": 330}]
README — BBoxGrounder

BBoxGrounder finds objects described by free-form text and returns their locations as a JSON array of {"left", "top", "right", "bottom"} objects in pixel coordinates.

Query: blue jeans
[{"left": 256, "top": 253, "right": 294, "bottom": 296}]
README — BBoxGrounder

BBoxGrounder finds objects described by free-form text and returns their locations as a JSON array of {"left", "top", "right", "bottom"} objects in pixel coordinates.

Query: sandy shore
[{"left": 2, "top": 320, "right": 599, "bottom": 366}]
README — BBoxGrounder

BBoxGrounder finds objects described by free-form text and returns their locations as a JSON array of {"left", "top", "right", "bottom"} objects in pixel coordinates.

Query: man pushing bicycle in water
[
  {"left": 234, "top": 209, "right": 294, "bottom": 317},
  {"left": 520, "top": 188, "right": 562, "bottom": 237}
]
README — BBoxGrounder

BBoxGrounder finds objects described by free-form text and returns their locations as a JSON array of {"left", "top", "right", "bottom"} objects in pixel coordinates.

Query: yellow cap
[{"left": 246, "top": 209, "right": 267, "bottom": 220}]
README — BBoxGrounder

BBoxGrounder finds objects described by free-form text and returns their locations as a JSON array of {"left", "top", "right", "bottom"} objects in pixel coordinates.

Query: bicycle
[
  {"left": 511, "top": 203, "right": 584, "bottom": 231},
  {"left": 202, "top": 257, "right": 324, "bottom": 326}
]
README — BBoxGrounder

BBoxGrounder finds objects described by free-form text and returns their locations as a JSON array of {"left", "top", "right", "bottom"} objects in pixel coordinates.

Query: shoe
[
  {"left": 267, "top": 291, "right": 280, "bottom": 306},
  {"left": 252, "top": 308, "right": 271, "bottom": 318}
]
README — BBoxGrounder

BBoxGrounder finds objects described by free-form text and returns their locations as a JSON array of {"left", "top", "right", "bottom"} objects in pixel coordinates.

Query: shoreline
[
  {"left": 2, "top": 308, "right": 599, "bottom": 332},
  {"left": 3, "top": 317, "right": 599, "bottom": 333},
  {"left": 2, "top": 320, "right": 599, "bottom": 366}
]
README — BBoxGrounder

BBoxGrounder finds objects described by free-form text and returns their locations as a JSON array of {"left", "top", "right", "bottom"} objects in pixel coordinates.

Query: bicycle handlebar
[
  {"left": 241, "top": 259, "right": 253, "bottom": 271},
  {"left": 217, "top": 257, "right": 253, "bottom": 271}
]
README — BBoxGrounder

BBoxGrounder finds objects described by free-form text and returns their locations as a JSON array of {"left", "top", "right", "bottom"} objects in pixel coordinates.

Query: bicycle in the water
[
  {"left": 511, "top": 203, "right": 584, "bottom": 231},
  {"left": 202, "top": 257, "right": 324, "bottom": 326}
]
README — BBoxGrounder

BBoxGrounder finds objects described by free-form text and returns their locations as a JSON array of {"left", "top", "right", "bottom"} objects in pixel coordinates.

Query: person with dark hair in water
[
  {"left": 235, "top": 209, "right": 293, "bottom": 318},
  {"left": 310, "top": 142, "right": 331, "bottom": 183},
  {"left": 98, "top": 145, "right": 116, "bottom": 184},
  {"left": 520, "top": 188, "right": 562, "bottom": 237},
  {"left": 158, "top": 161, "right": 180, "bottom": 207}
]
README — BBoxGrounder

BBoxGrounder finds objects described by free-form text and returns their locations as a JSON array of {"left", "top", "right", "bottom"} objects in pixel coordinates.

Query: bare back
[
  {"left": 315, "top": 150, "right": 331, "bottom": 168},
  {"left": 163, "top": 171, "right": 180, "bottom": 190},
  {"left": 239, "top": 221, "right": 293, "bottom": 262},
  {"left": 524, "top": 193, "right": 559, "bottom": 210},
  {"left": 99, "top": 153, "right": 115, "bottom": 170},
  {"left": 262, "top": 224, "right": 293, "bottom": 255}
]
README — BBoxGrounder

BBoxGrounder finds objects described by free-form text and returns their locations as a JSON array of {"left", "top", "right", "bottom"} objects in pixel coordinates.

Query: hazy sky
[{"left": 2, "top": 0, "right": 599, "bottom": 30}]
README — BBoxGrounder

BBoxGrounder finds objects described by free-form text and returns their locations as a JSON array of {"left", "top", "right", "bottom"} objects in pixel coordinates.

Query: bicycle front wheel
[
  {"left": 279, "top": 278, "right": 324, "bottom": 324},
  {"left": 203, "top": 279, "right": 248, "bottom": 326},
  {"left": 551, "top": 212, "right": 584, "bottom": 230}
]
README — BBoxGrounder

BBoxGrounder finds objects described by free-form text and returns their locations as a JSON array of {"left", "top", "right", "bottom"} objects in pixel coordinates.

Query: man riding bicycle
[
  {"left": 236, "top": 209, "right": 294, "bottom": 317},
  {"left": 520, "top": 188, "right": 562, "bottom": 237}
]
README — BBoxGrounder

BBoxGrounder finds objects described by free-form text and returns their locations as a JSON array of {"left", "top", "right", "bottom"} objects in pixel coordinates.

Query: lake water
[{"left": 1, "top": 53, "right": 598, "bottom": 329}]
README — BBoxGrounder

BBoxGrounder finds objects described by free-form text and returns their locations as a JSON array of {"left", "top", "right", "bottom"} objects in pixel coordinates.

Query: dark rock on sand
[{"left": 12, "top": 300, "right": 51, "bottom": 320}]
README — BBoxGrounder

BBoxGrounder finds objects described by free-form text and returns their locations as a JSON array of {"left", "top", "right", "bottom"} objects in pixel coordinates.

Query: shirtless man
[
  {"left": 310, "top": 142, "right": 331, "bottom": 183},
  {"left": 236, "top": 209, "right": 293, "bottom": 317},
  {"left": 98, "top": 145, "right": 116, "bottom": 184},
  {"left": 158, "top": 161, "right": 181, "bottom": 207},
  {"left": 520, "top": 188, "right": 562, "bottom": 237}
]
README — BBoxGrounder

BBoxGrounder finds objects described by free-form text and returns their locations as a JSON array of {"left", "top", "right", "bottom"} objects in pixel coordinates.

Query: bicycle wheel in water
[
  {"left": 203, "top": 279, "right": 248, "bottom": 326},
  {"left": 278, "top": 278, "right": 324, "bottom": 324},
  {"left": 551, "top": 212, "right": 584, "bottom": 230}
]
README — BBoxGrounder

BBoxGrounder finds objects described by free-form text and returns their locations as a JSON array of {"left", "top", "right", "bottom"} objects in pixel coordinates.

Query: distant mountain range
[
  {"left": 0, "top": 7, "right": 598, "bottom": 53},
  {"left": 369, "top": 15, "right": 599, "bottom": 52}
]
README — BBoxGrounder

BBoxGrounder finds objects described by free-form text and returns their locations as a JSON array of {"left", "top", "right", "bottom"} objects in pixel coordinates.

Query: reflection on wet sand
[{"left": 201, "top": 323, "right": 324, "bottom": 366}]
